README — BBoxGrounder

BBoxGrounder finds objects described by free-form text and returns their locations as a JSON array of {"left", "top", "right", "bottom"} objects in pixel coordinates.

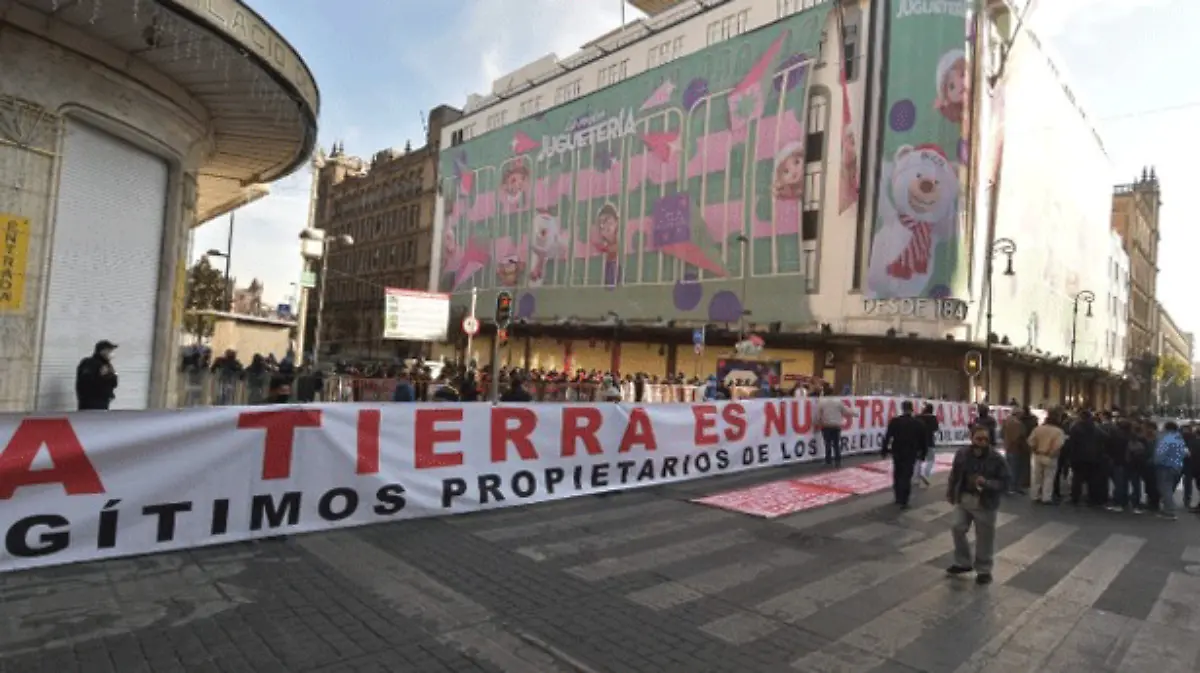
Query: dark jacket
[
  {"left": 1065, "top": 418, "right": 1103, "bottom": 465},
  {"left": 946, "top": 446, "right": 1010, "bottom": 510},
  {"left": 918, "top": 412, "right": 939, "bottom": 448},
  {"left": 882, "top": 413, "right": 929, "bottom": 461},
  {"left": 1103, "top": 424, "right": 1129, "bottom": 467},
  {"left": 500, "top": 385, "right": 533, "bottom": 403},
  {"left": 75, "top": 352, "right": 118, "bottom": 410}
]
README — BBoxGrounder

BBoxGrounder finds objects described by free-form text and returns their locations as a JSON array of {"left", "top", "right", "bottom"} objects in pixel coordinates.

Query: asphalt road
[{"left": 2, "top": 453, "right": 1199, "bottom": 673}]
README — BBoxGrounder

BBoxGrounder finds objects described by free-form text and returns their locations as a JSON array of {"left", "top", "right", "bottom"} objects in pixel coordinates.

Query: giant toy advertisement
[
  {"left": 865, "top": 0, "right": 969, "bottom": 301},
  {"left": 438, "top": 5, "right": 832, "bottom": 324}
]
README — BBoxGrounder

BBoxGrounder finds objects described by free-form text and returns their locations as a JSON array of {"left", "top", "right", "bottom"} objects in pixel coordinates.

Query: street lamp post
[
  {"left": 205, "top": 212, "right": 235, "bottom": 311},
  {"left": 312, "top": 233, "right": 354, "bottom": 369},
  {"left": 1068, "top": 289, "right": 1095, "bottom": 405},
  {"left": 984, "top": 237, "right": 1016, "bottom": 402},
  {"left": 735, "top": 233, "right": 750, "bottom": 336}
]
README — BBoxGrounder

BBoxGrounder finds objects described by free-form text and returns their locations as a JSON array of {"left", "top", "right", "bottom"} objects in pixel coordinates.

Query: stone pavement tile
[
  {"left": 949, "top": 533, "right": 1146, "bottom": 673},
  {"left": 1112, "top": 620, "right": 1200, "bottom": 673},
  {"left": 1093, "top": 538, "right": 1183, "bottom": 622},
  {"left": 0, "top": 541, "right": 506, "bottom": 673},
  {"left": 792, "top": 521, "right": 1077, "bottom": 671},
  {"left": 1036, "top": 609, "right": 1140, "bottom": 673}
]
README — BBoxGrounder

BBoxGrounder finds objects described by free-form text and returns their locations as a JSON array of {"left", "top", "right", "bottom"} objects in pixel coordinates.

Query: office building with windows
[{"left": 307, "top": 105, "right": 461, "bottom": 361}]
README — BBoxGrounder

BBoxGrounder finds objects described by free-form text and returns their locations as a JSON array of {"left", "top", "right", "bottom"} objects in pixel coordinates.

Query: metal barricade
[{"left": 176, "top": 370, "right": 275, "bottom": 407}]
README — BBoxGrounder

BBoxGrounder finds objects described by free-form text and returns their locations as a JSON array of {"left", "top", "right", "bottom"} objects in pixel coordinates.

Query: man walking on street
[
  {"left": 882, "top": 400, "right": 928, "bottom": 509},
  {"left": 946, "top": 424, "right": 1010, "bottom": 585},
  {"left": 816, "top": 386, "right": 854, "bottom": 467}
]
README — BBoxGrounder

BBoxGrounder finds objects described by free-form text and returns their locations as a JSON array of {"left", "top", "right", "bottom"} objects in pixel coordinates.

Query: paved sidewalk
[{"left": 3, "top": 455, "right": 1200, "bottom": 673}]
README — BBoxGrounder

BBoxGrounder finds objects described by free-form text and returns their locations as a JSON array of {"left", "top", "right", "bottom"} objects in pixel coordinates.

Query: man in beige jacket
[{"left": 1028, "top": 410, "right": 1067, "bottom": 504}]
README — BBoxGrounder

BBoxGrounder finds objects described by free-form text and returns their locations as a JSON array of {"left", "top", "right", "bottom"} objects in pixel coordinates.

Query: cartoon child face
[
  {"left": 501, "top": 164, "right": 529, "bottom": 202},
  {"left": 773, "top": 144, "right": 806, "bottom": 200},
  {"left": 497, "top": 257, "right": 521, "bottom": 285},
  {"left": 597, "top": 212, "right": 618, "bottom": 241},
  {"left": 945, "top": 59, "right": 966, "bottom": 104}
]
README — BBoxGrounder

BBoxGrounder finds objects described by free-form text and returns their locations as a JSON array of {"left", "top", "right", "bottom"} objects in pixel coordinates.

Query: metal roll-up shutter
[
  {"left": 1006, "top": 370, "right": 1026, "bottom": 406},
  {"left": 36, "top": 121, "right": 168, "bottom": 411}
]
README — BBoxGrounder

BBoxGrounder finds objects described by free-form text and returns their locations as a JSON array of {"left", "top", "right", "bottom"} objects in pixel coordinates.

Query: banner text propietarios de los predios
[{"left": 0, "top": 397, "right": 1014, "bottom": 572}]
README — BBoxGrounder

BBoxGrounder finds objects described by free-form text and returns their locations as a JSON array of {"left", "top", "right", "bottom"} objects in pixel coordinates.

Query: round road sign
[{"left": 462, "top": 316, "right": 479, "bottom": 335}]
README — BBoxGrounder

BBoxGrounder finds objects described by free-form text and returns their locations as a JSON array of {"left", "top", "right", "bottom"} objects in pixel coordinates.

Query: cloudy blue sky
[{"left": 192, "top": 0, "right": 1199, "bottom": 333}]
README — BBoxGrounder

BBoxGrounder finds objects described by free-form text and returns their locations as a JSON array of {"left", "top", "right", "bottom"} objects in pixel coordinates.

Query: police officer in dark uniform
[{"left": 75, "top": 340, "right": 119, "bottom": 410}]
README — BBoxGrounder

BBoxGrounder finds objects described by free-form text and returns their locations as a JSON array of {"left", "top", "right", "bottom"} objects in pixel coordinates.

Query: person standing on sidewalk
[
  {"left": 816, "top": 386, "right": 854, "bottom": 467},
  {"left": 1153, "top": 421, "right": 1187, "bottom": 521},
  {"left": 1001, "top": 411, "right": 1029, "bottom": 494},
  {"left": 1028, "top": 410, "right": 1066, "bottom": 505},
  {"left": 881, "top": 400, "right": 928, "bottom": 509},
  {"left": 946, "top": 424, "right": 1010, "bottom": 586},
  {"left": 914, "top": 403, "right": 940, "bottom": 487}
]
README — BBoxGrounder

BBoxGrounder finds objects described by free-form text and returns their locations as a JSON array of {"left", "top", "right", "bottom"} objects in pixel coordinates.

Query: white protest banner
[{"left": 0, "top": 397, "right": 1015, "bottom": 573}]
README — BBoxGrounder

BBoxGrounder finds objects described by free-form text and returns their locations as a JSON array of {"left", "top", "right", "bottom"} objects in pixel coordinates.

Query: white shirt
[{"left": 817, "top": 397, "right": 851, "bottom": 428}]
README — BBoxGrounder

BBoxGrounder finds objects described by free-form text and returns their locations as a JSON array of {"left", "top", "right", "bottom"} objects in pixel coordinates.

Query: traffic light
[
  {"left": 494, "top": 291, "right": 513, "bottom": 328},
  {"left": 964, "top": 350, "right": 983, "bottom": 377},
  {"left": 497, "top": 328, "right": 509, "bottom": 345}
]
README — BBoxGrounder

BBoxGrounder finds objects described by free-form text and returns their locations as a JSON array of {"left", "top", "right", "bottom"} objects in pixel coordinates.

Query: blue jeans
[
  {"left": 822, "top": 427, "right": 843, "bottom": 465},
  {"left": 1156, "top": 467, "right": 1182, "bottom": 515},
  {"left": 1111, "top": 465, "right": 1129, "bottom": 509}
]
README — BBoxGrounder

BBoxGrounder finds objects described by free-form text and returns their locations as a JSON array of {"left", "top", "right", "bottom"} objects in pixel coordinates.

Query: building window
[
  {"left": 486, "top": 110, "right": 508, "bottom": 131},
  {"left": 777, "top": 0, "right": 823, "bottom": 17},
  {"left": 554, "top": 78, "right": 583, "bottom": 105},
  {"left": 596, "top": 60, "right": 629, "bottom": 88},
  {"left": 647, "top": 36, "right": 685, "bottom": 69},
  {"left": 842, "top": 25, "right": 859, "bottom": 80},
  {"left": 706, "top": 10, "right": 749, "bottom": 46},
  {"left": 518, "top": 95, "right": 544, "bottom": 118},
  {"left": 818, "top": 24, "right": 859, "bottom": 81},
  {"left": 805, "top": 92, "right": 828, "bottom": 162}
]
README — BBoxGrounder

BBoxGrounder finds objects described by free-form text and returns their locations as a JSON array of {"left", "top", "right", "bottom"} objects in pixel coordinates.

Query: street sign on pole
[
  {"left": 461, "top": 316, "right": 479, "bottom": 336},
  {"left": 693, "top": 328, "right": 704, "bottom": 345},
  {"left": 299, "top": 270, "right": 317, "bottom": 289}
]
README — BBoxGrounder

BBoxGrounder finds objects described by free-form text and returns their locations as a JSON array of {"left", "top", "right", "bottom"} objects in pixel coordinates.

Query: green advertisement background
[
  {"left": 865, "top": 0, "right": 969, "bottom": 301},
  {"left": 438, "top": 5, "right": 832, "bottom": 326}
]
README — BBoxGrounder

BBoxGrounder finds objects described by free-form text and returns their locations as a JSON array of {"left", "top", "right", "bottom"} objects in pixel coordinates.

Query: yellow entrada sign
[{"left": 0, "top": 214, "right": 30, "bottom": 312}]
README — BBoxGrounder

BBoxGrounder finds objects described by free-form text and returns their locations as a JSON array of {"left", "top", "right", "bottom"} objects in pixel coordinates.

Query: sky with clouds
[{"left": 192, "top": 0, "right": 1200, "bottom": 335}]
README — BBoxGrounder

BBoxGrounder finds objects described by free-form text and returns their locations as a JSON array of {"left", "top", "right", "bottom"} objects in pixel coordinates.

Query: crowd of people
[{"left": 879, "top": 402, "right": 1197, "bottom": 586}]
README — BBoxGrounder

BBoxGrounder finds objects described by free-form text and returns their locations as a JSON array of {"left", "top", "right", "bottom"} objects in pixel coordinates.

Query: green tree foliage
[
  {"left": 1154, "top": 354, "right": 1192, "bottom": 387},
  {"left": 184, "top": 257, "right": 228, "bottom": 339}
]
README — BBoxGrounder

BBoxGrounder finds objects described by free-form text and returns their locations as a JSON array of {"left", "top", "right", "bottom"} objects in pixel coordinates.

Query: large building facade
[
  {"left": 1111, "top": 170, "right": 1162, "bottom": 405},
  {"left": 0, "top": 0, "right": 317, "bottom": 411},
  {"left": 429, "top": 0, "right": 1118, "bottom": 404},
  {"left": 974, "top": 20, "right": 1125, "bottom": 408},
  {"left": 307, "top": 106, "right": 461, "bottom": 361}
]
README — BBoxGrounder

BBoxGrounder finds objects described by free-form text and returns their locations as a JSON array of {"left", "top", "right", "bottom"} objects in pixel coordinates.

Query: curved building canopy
[{"left": 7, "top": 0, "right": 319, "bottom": 223}]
